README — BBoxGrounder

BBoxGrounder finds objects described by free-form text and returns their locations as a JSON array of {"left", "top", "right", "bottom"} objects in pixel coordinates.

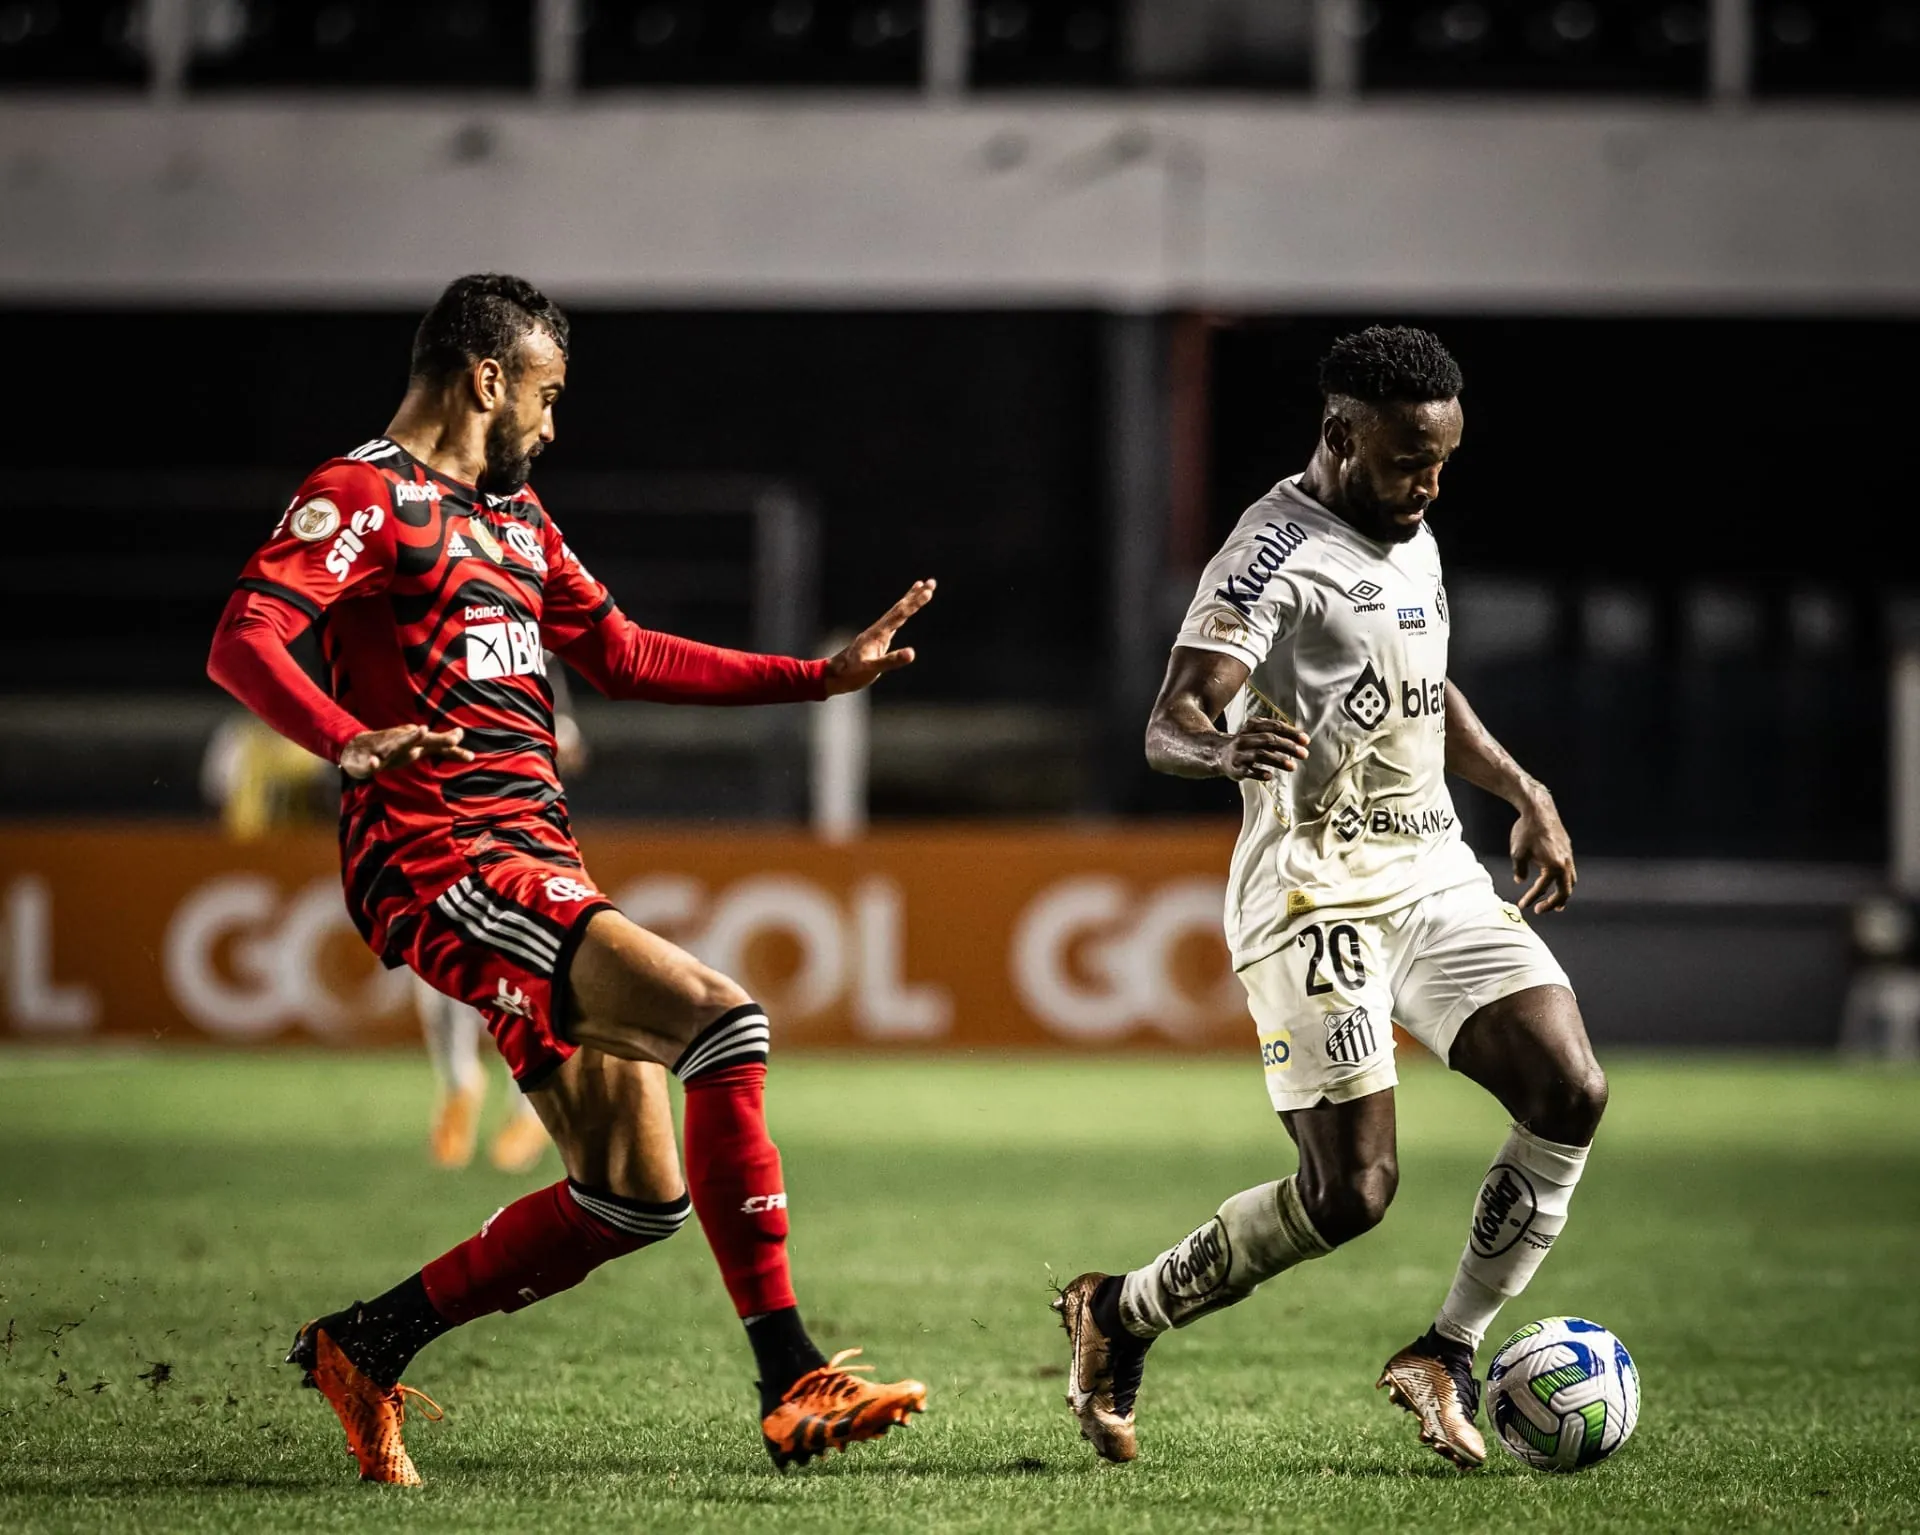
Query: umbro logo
[{"left": 1348, "top": 580, "right": 1386, "bottom": 614}]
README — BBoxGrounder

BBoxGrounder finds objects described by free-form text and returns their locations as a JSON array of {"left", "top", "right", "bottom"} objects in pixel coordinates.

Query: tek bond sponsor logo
[{"left": 1215, "top": 521, "right": 1309, "bottom": 618}]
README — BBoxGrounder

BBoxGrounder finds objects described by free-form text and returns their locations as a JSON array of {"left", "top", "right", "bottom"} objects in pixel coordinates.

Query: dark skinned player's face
[
  {"left": 1325, "top": 397, "right": 1463, "bottom": 545},
  {"left": 480, "top": 327, "right": 566, "bottom": 497}
]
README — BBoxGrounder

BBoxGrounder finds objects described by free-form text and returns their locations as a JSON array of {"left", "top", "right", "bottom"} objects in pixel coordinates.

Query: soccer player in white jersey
[{"left": 1053, "top": 326, "right": 1606, "bottom": 1470}]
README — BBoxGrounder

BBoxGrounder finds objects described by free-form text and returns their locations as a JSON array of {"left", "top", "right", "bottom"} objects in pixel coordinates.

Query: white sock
[
  {"left": 413, "top": 972, "right": 485, "bottom": 1097},
  {"left": 1119, "top": 1176, "right": 1331, "bottom": 1338},
  {"left": 1434, "top": 1124, "right": 1590, "bottom": 1351}
]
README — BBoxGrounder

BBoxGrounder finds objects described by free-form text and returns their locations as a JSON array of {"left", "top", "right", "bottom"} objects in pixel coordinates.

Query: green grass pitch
[{"left": 2, "top": 1051, "right": 1917, "bottom": 1533}]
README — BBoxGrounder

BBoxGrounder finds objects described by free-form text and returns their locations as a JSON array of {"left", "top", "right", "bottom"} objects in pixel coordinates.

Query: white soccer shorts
[{"left": 1240, "top": 875, "right": 1572, "bottom": 1115}]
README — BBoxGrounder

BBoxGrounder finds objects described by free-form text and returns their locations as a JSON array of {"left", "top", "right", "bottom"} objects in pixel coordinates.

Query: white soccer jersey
[{"left": 1176, "top": 475, "right": 1484, "bottom": 969}]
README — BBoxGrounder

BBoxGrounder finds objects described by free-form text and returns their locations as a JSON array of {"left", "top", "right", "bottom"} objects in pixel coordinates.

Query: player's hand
[
  {"left": 1216, "top": 719, "right": 1310, "bottom": 781},
  {"left": 339, "top": 724, "right": 475, "bottom": 782},
  {"left": 1511, "top": 790, "right": 1576, "bottom": 913},
  {"left": 822, "top": 580, "right": 936, "bottom": 696}
]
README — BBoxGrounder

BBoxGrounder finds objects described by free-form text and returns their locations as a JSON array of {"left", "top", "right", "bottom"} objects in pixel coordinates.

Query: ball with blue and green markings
[{"left": 1485, "top": 1316, "right": 1640, "bottom": 1471}]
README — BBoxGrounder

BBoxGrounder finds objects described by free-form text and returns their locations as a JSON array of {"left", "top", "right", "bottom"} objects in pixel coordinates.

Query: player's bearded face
[
  {"left": 1339, "top": 399, "right": 1462, "bottom": 545},
  {"left": 479, "top": 386, "right": 543, "bottom": 497}
]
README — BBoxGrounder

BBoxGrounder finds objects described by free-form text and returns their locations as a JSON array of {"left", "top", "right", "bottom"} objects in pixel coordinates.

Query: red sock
[
  {"left": 420, "top": 1180, "right": 687, "bottom": 1324},
  {"left": 682, "top": 1062, "right": 797, "bottom": 1318}
]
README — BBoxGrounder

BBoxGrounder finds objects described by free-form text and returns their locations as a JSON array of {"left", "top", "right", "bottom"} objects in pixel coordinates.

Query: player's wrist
[{"left": 1509, "top": 775, "right": 1553, "bottom": 814}]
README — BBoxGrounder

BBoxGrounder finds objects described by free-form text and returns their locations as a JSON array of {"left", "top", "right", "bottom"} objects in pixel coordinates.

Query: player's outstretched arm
[
  {"left": 1443, "top": 679, "right": 1575, "bottom": 912},
  {"left": 821, "top": 580, "right": 937, "bottom": 696},
  {"left": 1144, "top": 646, "right": 1310, "bottom": 781}
]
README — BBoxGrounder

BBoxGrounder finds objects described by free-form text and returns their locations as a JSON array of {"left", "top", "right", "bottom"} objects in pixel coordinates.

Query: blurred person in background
[
  {"left": 1054, "top": 326, "right": 1605, "bottom": 1471},
  {"left": 201, "top": 712, "right": 335, "bottom": 839},
  {"left": 206, "top": 272, "right": 933, "bottom": 1485}
]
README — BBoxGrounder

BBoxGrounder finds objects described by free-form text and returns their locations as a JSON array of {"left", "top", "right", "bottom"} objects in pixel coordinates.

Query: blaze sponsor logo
[
  {"left": 742, "top": 1193, "right": 789, "bottom": 1214},
  {"left": 289, "top": 497, "right": 341, "bottom": 542},
  {"left": 1468, "top": 1164, "right": 1538, "bottom": 1258},
  {"left": 466, "top": 619, "right": 546, "bottom": 681},
  {"left": 1400, "top": 678, "right": 1445, "bottom": 718},
  {"left": 1324, "top": 1004, "right": 1376, "bottom": 1066},
  {"left": 503, "top": 523, "right": 548, "bottom": 574},
  {"left": 1348, "top": 579, "right": 1385, "bottom": 613},
  {"left": 324, "top": 505, "right": 385, "bottom": 582},
  {"left": 1159, "top": 1216, "right": 1232, "bottom": 1300},
  {"left": 1397, "top": 606, "right": 1427, "bottom": 631},
  {"left": 543, "top": 876, "right": 595, "bottom": 904},
  {"left": 1215, "top": 521, "right": 1309, "bottom": 618},
  {"left": 393, "top": 481, "right": 441, "bottom": 504},
  {"left": 1342, "top": 663, "right": 1392, "bottom": 729},
  {"left": 1259, "top": 1027, "right": 1292, "bottom": 1071}
]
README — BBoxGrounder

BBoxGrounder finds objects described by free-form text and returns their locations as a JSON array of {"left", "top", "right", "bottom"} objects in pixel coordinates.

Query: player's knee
[
  {"left": 678, "top": 966, "right": 751, "bottom": 1020},
  {"left": 1529, "top": 1059, "right": 1608, "bottom": 1146},
  {"left": 1300, "top": 1154, "right": 1398, "bottom": 1247}
]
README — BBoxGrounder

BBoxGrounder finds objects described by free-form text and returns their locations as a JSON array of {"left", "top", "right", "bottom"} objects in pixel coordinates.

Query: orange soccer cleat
[
  {"left": 487, "top": 1106, "right": 551, "bottom": 1175},
  {"left": 288, "top": 1321, "right": 443, "bottom": 1485},
  {"left": 760, "top": 1348, "right": 928, "bottom": 1469},
  {"left": 428, "top": 1085, "right": 483, "bottom": 1170}
]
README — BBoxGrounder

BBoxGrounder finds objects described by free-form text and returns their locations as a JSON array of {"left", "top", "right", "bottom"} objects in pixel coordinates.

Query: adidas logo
[{"left": 447, "top": 531, "right": 473, "bottom": 559}]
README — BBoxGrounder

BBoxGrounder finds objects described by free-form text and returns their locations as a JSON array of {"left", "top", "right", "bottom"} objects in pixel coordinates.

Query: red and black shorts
[{"left": 376, "top": 820, "right": 615, "bottom": 1090}]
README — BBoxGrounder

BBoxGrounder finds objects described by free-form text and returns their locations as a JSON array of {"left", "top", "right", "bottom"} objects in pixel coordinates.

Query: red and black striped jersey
[{"left": 234, "top": 437, "right": 608, "bottom": 841}]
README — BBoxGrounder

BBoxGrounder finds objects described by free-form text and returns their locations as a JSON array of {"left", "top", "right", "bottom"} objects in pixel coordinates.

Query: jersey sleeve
[
  {"left": 533, "top": 507, "right": 617, "bottom": 652},
  {"left": 1173, "top": 512, "right": 1310, "bottom": 672},
  {"left": 234, "top": 459, "right": 399, "bottom": 620},
  {"left": 533, "top": 506, "right": 827, "bottom": 705}
]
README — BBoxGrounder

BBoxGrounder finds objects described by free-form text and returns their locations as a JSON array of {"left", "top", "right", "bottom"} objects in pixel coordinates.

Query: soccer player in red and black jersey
[{"left": 209, "top": 274, "right": 934, "bottom": 1484}]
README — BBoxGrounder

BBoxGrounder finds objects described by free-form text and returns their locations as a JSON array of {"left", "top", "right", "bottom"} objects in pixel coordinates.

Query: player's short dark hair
[
  {"left": 410, "top": 273, "right": 570, "bottom": 386},
  {"left": 1318, "top": 325, "right": 1462, "bottom": 407}
]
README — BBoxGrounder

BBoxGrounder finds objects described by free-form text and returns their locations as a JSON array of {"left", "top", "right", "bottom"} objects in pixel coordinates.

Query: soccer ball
[{"left": 1485, "top": 1316, "right": 1639, "bottom": 1472}]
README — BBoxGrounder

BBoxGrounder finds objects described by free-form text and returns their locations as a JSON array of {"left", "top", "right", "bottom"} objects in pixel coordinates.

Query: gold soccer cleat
[
  {"left": 1051, "top": 1272, "right": 1145, "bottom": 1464},
  {"left": 289, "top": 1321, "right": 443, "bottom": 1485},
  {"left": 761, "top": 1348, "right": 928, "bottom": 1469},
  {"left": 1377, "top": 1332, "right": 1488, "bottom": 1469}
]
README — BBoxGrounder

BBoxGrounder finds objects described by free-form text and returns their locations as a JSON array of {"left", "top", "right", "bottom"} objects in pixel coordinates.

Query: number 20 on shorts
[{"left": 1297, "top": 921, "right": 1366, "bottom": 997}]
